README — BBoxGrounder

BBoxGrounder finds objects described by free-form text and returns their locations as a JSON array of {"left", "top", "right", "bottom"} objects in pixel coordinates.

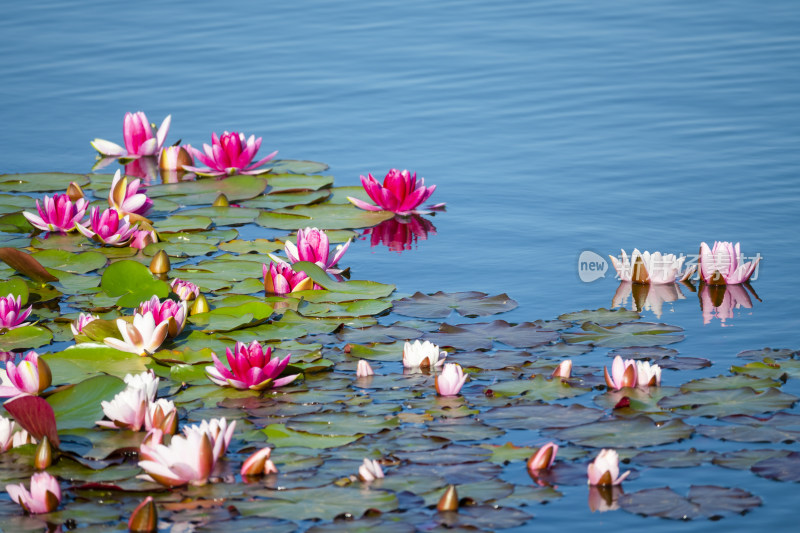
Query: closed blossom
[
  {"left": 587, "top": 449, "right": 630, "bottom": 486},
  {"left": 91, "top": 111, "right": 171, "bottom": 158},
  {"left": 403, "top": 340, "right": 446, "bottom": 368},
  {"left": 263, "top": 262, "right": 315, "bottom": 295},
  {"left": 603, "top": 355, "right": 638, "bottom": 390},
  {"left": 435, "top": 363, "right": 467, "bottom": 396}
]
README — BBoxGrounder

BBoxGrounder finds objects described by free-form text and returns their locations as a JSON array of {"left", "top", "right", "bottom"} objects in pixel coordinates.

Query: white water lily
[
  {"left": 124, "top": 371, "right": 160, "bottom": 402},
  {"left": 358, "top": 458, "right": 384, "bottom": 482},
  {"left": 97, "top": 386, "right": 148, "bottom": 431},
  {"left": 0, "top": 416, "right": 17, "bottom": 452},
  {"left": 636, "top": 360, "right": 661, "bottom": 387},
  {"left": 103, "top": 312, "right": 169, "bottom": 356},
  {"left": 609, "top": 249, "right": 695, "bottom": 284},
  {"left": 402, "top": 340, "right": 446, "bottom": 368}
]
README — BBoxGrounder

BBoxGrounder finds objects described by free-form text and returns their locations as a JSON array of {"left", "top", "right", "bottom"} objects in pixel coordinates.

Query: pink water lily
[
  {"left": 263, "top": 262, "right": 315, "bottom": 295},
  {"left": 551, "top": 360, "right": 572, "bottom": 379},
  {"left": 0, "top": 351, "right": 51, "bottom": 397},
  {"left": 603, "top": 355, "right": 638, "bottom": 390},
  {"left": 170, "top": 278, "right": 200, "bottom": 301},
  {"left": 145, "top": 399, "right": 178, "bottom": 435},
  {"left": 356, "top": 359, "right": 374, "bottom": 377},
  {"left": 184, "top": 131, "right": 277, "bottom": 176},
  {"left": 241, "top": 447, "right": 278, "bottom": 476},
  {"left": 610, "top": 249, "right": 695, "bottom": 284},
  {"left": 435, "top": 362, "right": 467, "bottom": 396},
  {"left": 0, "top": 293, "right": 33, "bottom": 330},
  {"left": 70, "top": 312, "right": 99, "bottom": 336},
  {"left": 6, "top": 472, "right": 61, "bottom": 514},
  {"left": 273, "top": 227, "right": 351, "bottom": 274},
  {"left": 1, "top": 416, "right": 18, "bottom": 452},
  {"left": 137, "top": 296, "right": 187, "bottom": 338},
  {"left": 138, "top": 428, "right": 215, "bottom": 487},
  {"left": 699, "top": 241, "right": 760, "bottom": 285},
  {"left": 109, "top": 169, "right": 152, "bottom": 217},
  {"left": 587, "top": 449, "right": 630, "bottom": 486},
  {"left": 130, "top": 228, "right": 158, "bottom": 250},
  {"left": 23, "top": 193, "right": 88, "bottom": 233},
  {"left": 76, "top": 207, "right": 137, "bottom": 246},
  {"left": 347, "top": 169, "right": 444, "bottom": 215},
  {"left": 182, "top": 418, "right": 235, "bottom": 464},
  {"left": 527, "top": 442, "right": 559, "bottom": 472},
  {"left": 206, "top": 341, "right": 299, "bottom": 390},
  {"left": 403, "top": 340, "right": 446, "bottom": 368},
  {"left": 91, "top": 111, "right": 171, "bottom": 158},
  {"left": 358, "top": 458, "right": 384, "bottom": 482},
  {"left": 103, "top": 311, "right": 169, "bottom": 356}
]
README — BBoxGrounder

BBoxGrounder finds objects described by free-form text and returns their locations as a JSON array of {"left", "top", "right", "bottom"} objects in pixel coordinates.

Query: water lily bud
[
  {"left": 66, "top": 181, "right": 85, "bottom": 202},
  {"left": 159, "top": 146, "right": 193, "bottom": 171},
  {"left": 190, "top": 294, "right": 210, "bottom": 315},
  {"left": 212, "top": 193, "right": 230, "bottom": 207},
  {"left": 437, "top": 484, "right": 459, "bottom": 512},
  {"left": 240, "top": 447, "right": 278, "bottom": 477},
  {"left": 149, "top": 250, "right": 170, "bottom": 275},
  {"left": 34, "top": 436, "right": 52, "bottom": 470},
  {"left": 128, "top": 496, "right": 157, "bottom": 532}
]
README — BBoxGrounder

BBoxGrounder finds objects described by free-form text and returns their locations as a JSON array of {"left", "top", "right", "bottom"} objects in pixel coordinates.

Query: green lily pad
[
  {"left": 751, "top": 452, "right": 800, "bottom": 482},
  {"left": 485, "top": 375, "right": 591, "bottom": 401},
  {"left": 42, "top": 344, "right": 149, "bottom": 383},
  {"left": 562, "top": 321, "right": 685, "bottom": 348},
  {"left": 736, "top": 347, "right": 798, "bottom": 361},
  {"left": 268, "top": 160, "right": 330, "bottom": 175},
  {"left": 0, "top": 278, "right": 29, "bottom": 304},
  {"left": 680, "top": 374, "right": 782, "bottom": 392},
  {"left": 153, "top": 215, "right": 213, "bottom": 232},
  {"left": 423, "top": 321, "right": 559, "bottom": 350},
  {"left": 632, "top": 449, "right": 717, "bottom": 468},
  {"left": 262, "top": 423, "right": 361, "bottom": 449},
  {"left": 558, "top": 307, "right": 640, "bottom": 324},
  {"left": 265, "top": 173, "right": 334, "bottom": 192},
  {"left": 392, "top": 291, "right": 518, "bottom": 318},
  {"left": 237, "top": 487, "right": 396, "bottom": 521},
  {"left": 0, "top": 326, "right": 53, "bottom": 351},
  {"left": 31, "top": 249, "right": 107, "bottom": 274},
  {"left": 286, "top": 412, "right": 398, "bottom": 436},
  {"left": 179, "top": 206, "right": 260, "bottom": 226},
  {"left": 100, "top": 259, "right": 170, "bottom": 307},
  {"left": 547, "top": 416, "right": 694, "bottom": 448},
  {"left": 147, "top": 175, "right": 268, "bottom": 204},
  {"left": 482, "top": 403, "right": 604, "bottom": 430},
  {"left": 49, "top": 375, "right": 126, "bottom": 430},
  {"left": 658, "top": 387, "right": 798, "bottom": 417},
  {"left": 713, "top": 449, "right": 793, "bottom": 470},
  {"left": 257, "top": 204, "right": 393, "bottom": 230},
  {"left": 0, "top": 173, "right": 88, "bottom": 192},
  {"left": 241, "top": 189, "right": 330, "bottom": 210},
  {"left": 218, "top": 238, "right": 284, "bottom": 254},
  {"left": 732, "top": 360, "right": 800, "bottom": 381},
  {"left": 619, "top": 485, "right": 761, "bottom": 520},
  {"left": 696, "top": 413, "right": 800, "bottom": 443}
]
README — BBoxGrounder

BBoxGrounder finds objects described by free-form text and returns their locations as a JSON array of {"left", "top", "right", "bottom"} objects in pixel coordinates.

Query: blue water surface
[{"left": 1, "top": 0, "right": 799, "bottom": 530}]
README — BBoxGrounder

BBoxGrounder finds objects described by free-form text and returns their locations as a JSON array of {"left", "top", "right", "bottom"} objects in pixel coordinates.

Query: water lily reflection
[
  {"left": 612, "top": 281, "right": 690, "bottom": 318},
  {"left": 360, "top": 214, "right": 437, "bottom": 253},
  {"left": 124, "top": 157, "right": 159, "bottom": 183},
  {"left": 588, "top": 485, "right": 624, "bottom": 513},
  {"left": 699, "top": 283, "right": 760, "bottom": 325}
]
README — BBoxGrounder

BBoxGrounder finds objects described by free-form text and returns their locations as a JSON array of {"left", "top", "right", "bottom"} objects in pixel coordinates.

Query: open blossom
[
  {"left": 139, "top": 428, "right": 215, "bottom": 487},
  {"left": 604, "top": 355, "right": 638, "bottom": 390},
  {"left": 699, "top": 241, "right": 760, "bottom": 285},
  {"left": 103, "top": 312, "right": 169, "bottom": 356},
  {"left": 182, "top": 418, "right": 235, "bottom": 463},
  {"left": 146, "top": 399, "right": 178, "bottom": 434},
  {"left": 1, "top": 416, "right": 17, "bottom": 452},
  {"left": 23, "top": 193, "right": 88, "bottom": 233},
  {"left": 125, "top": 371, "right": 160, "bottom": 402},
  {"left": 347, "top": 169, "right": 444, "bottom": 215},
  {"left": 263, "top": 262, "right": 315, "bottom": 295},
  {"left": 273, "top": 227, "right": 350, "bottom": 274},
  {"left": 130, "top": 228, "right": 158, "bottom": 250},
  {"left": 91, "top": 111, "right": 171, "bottom": 158},
  {"left": 108, "top": 170, "right": 152, "bottom": 217},
  {"left": 159, "top": 145, "right": 194, "bottom": 171},
  {"left": 636, "top": 361, "right": 661, "bottom": 387},
  {"left": 0, "top": 293, "right": 33, "bottom": 330},
  {"left": 609, "top": 249, "right": 695, "bottom": 284},
  {"left": 435, "top": 363, "right": 467, "bottom": 396},
  {"left": 241, "top": 447, "right": 278, "bottom": 476},
  {"left": 6, "top": 472, "right": 61, "bottom": 514},
  {"left": 184, "top": 131, "right": 277, "bottom": 176},
  {"left": 97, "top": 386, "right": 148, "bottom": 431},
  {"left": 403, "top": 340, "right": 446, "bottom": 368},
  {"left": 587, "top": 449, "right": 630, "bottom": 486},
  {"left": 76, "top": 207, "right": 137, "bottom": 246},
  {"left": 137, "top": 296, "right": 187, "bottom": 338},
  {"left": 527, "top": 442, "right": 559, "bottom": 472},
  {"left": 170, "top": 278, "right": 200, "bottom": 301},
  {"left": 0, "top": 351, "right": 52, "bottom": 397},
  {"left": 551, "top": 360, "right": 572, "bottom": 379},
  {"left": 356, "top": 359, "right": 374, "bottom": 377},
  {"left": 206, "top": 341, "right": 298, "bottom": 390},
  {"left": 70, "top": 313, "right": 99, "bottom": 336},
  {"left": 358, "top": 458, "right": 384, "bottom": 482}
]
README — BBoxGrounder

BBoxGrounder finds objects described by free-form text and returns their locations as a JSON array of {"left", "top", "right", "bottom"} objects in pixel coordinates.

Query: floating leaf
[
  {"left": 148, "top": 175, "right": 268, "bottom": 204},
  {"left": 619, "top": 485, "right": 761, "bottom": 520},
  {"left": 482, "top": 403, "right": 604, "bottom": 431},
  {"left": 751, "top": 451, "right": 800, "bottom": 482},
  {"left": 713, "top": 449, "right": 793, "bottom": 470},
  {"left": 286, "top": 412, "right": 398, "bottom": 436},
  {"left": 178, "top": 206, "right": 260, "bottom": 226},
  {"left": 0, "top": 247, "right": 59, "bottom": 282},
  {"left": 153, "top": 214, "right": 213, "bottom": 232},
  {"left": 547, "top": 416, "right": 693, "bottom": 448},
  {"left": 562, "top": 321, "right": 684, "bottom": 348},
  {"left": 42, "top": 344, "right": 149, "bottom": 383},
  {"left": 0, "top": 326, "right": 53, "bottom": 351},
  {"left": 392, "top": 291, "right": 518, "bottom": 318},
  {"left": 658, "top": 387, "right": 797, "bottom": 417},
  {"left": 558, "top": 307, "right": 640, "bottom": 324},
  {"left": 0, "top": 172, "right": 88, "bottom": 192},
  {"left": 262, "top": 423, "right": 361, "bottom": 449},
  {"left": 424, "top": 321, "right": 559, "bottom": 351},
  {"left": 632, "top": 449, "right": 717, "bottom": 468},
  {"left": 237, "top": 487, "right": 396, "bottom": 521},
  {"left": 49, "top": 375, "right": 126, "bottom": 430},
  {"left": 257, "top": 204, "right": 393, "bottom": 230},
  {"left": 0, "top": 278, "right": 29, "bottom": 304},
  {"left": 736, "top": 347, "right": 797, "bottom": 361},
  {"left": 680, "top": 374, "right": 781, "bottom": 392},
  {"left": 241, "top": 189, "right": 330, "bottom": 210},
  {"left": 265, "top": 173, "right": 334, "bottom": 192},
  {"left": 696, "top": 413, "right": 800, "bottom": 443},
  {"left": 484, "top": 375, "right": 591, "bottom": 401},
  {"left": 100, "top": 259, "right": 170, "bottom": 307},
  {"left": 268, "top": 159, "right": 330, "bottom": 175},
  {"left": 30, "top": 249, "right": 107, "bottom": 274}
]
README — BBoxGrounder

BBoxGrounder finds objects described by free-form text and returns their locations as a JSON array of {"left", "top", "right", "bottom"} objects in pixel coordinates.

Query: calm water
[{"left": 2, "top": 0, "right": 799, "bottom": 530}]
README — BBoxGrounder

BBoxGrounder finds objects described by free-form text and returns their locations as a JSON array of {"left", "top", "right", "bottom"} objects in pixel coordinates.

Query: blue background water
[{"left": 2, "top": 0, "right": 799, "bottom": 530}]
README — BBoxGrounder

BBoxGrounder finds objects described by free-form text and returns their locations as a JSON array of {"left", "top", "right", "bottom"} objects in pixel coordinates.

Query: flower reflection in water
[
  {"left": 360, "top": 214, "right": 437, "bottom": 253},
  {"left": 699, "top": 283, "right": 760, "bottom": 325},
  {"left": 588, "top": 485, "right": 623, "bottom": 513},
  {"left": 612, "top": 281, "right": 692, "bottom": 318}
]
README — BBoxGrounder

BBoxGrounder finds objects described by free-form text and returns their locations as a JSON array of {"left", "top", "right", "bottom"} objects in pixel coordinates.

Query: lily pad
[
  {"left": 241, "top": 189, "right": 330, "bottom": 210},
  {"left": 751, "top": 451, "right": 800, "bottom": 482},
  {"left": 257, "top": 204, "right": 394, "bottom": 230},
  {"left": 0, "top": 172, "right": 88, "bottom": 192},
  {"left": 632, "top": 449, "right": 717, "bottom": 468},
  {"left": 179, "top": 206, "right": 260, "bottom": 226},
  {"left": 42, "top": 344, "right": 149, "bottom": 383},
  {"left": 484, "top": 375, "right": 591, "bottom": 401},
  {"left": 237, "top": 486, "right": 396, "bottom": 521},
  {"left": 558, "top": 307, "right": 640, "bottom": 324},
  {"left": 100, "top": 260, "right": 170, "bottom": 307},
  {"left": 268, "top": 159, "right": 330, "bottom": 175},
  {"left": 286, "top": 412, "right": 398, "bottom": 436},
  {"left": 562, "top": 321, "right": 684, "bottom": 348},
  {"left": 262, "top": 423, "right": 361, "bottom": 449},
  {"left": 49, "top": 375, "right": 126, "bottom": 430},
  {"left": 619, "top": 485, "right": 761, "bottom": 520},
  {"left": 482, "top": 403, "right": 604, "bottom": 431},
  {"left": 31, "top": 249, "right": 107, "bottom": 274},
  {"left": 265, "top": 173, "right": 334, "bottom": 192},
  {"left": 423, "top": 321, "right": 559, "bottom": 351},
  {"left": 392, "top": 291, "right": 518, "bottom": 318},
  {"left": 547, "top": 416, "right": 693, "bottom": 448},
  {"left": 0, "top": 326, "right": 53, "bottom": 351},
  {"left": 148, "top": 175, "right": 268, "bottom": 204},
  {"left": 696, "top": 413, "right": 800, "bottom": 443},
  {"left": 658, "top": 387, "right": 798, "bottom": 417}
]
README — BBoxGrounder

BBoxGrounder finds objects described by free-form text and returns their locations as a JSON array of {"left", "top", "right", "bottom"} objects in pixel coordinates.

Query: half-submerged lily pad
[{"left": 392, "top": 291, "right": 518, "bottom": 318}]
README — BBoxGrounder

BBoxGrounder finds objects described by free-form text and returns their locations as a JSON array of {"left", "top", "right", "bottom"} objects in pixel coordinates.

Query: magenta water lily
[
  {"left": 91, "top": 111, "right": 171, "bottom": 159},
  {"left": 23, "top": 193, "right": 88, "bottom": 234},
  {"left": 76, "top": 207, "right": 137, "bottom": 246},
  {"left": 184, "top": 131, "right": 277, "bottom": 177},
  {"left": 263, "top": 261, "right": 315, "bottom": 295},
  {"left": 348, "top": 169, "right": 444, "bottom": 215},
  {"left": 206, "top": 341, "right": 299, "bottom": 390},
  {"left": 272, "top": 227, "right": 351, "bottom": 274},
  {"left": 0, "top": 294, "right": 32, "bottom": 330},
  {"left": 0, "top": 351, "right": 51, "bottom": 397}
]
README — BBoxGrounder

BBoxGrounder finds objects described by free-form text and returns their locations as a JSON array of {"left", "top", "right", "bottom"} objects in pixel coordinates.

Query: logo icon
[{"left": 578, "top": 250, "right": 608, "bottom": 283}]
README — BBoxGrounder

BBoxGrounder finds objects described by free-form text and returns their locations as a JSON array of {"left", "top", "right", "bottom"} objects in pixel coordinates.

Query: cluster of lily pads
[{"left": 0, "top": 113, "right": 795, "bottom": 531}]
